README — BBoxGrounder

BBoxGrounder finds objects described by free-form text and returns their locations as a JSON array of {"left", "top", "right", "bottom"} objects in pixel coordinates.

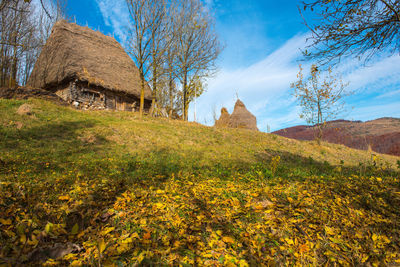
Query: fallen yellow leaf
[
  {"left": 143, "top": 231, "right": 151, "bottom": 240},
  {"left": 70, "top": 259, "right": 82, "bottom": 266},
  {"left": 131, "top": 232, "right": 140, "bottom": 239},
  {"left": 70, "top": 223, "right": 79, "bottom": 235},
  {"left": 222, "top": 236, "right": 235, "bottom": 244},
  {"left": 239, "top": 259, "right": 249, "bottom": 267},
  {"left": 20, "top": 234, "right": 26, "bottom": 244},
  {"left": 299, "top": 243, "right": 309, "bottom": 253},
  {"left": 372, "top": 233, "right": 378, "bottom": 242},
  {"left": 58, "top": 195, "right": 70, "bottom": 201},
  {"left": 136, "top": 252, "right": 146, "bottom": 264},
  {"left": 0, "top": 218, "right": 12, "bottom": 225},
  {"left": 324, "top": 226, "right": 335, "bottom": 235},
  {"left": 100, "top": 227, "right": 115, "bottom": 236},
  {"left": 98, "top": 239, "right": 106, "bottom": 253},
  {"left": 154, "top": 203, "right": 164, "bottom": 209},
  {"left": 285, "top": 238, "right": 294, "bottom": 245}
]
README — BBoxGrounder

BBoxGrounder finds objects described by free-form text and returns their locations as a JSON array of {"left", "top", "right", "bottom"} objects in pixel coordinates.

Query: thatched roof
[{"left": 28, "top": 20, "right": 152, "bottom": 99}]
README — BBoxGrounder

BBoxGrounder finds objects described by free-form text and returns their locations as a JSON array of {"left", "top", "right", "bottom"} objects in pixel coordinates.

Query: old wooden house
[{"left": 28, "top": 20, "right": 152, "bottom": 111}]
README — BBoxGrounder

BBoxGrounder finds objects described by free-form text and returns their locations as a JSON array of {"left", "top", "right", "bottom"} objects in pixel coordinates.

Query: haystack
[
  {"left": 229, "top": 99, "right": 258, "bottom": 130},
  {"left": 28, "top": 20, "right": 152, "bottom": 111},
  {"left": 214, "top": 107, "right": 230, "bottom": 128},
  {"left": 214, "top": 99, "right": 258, "bottom": 131}
]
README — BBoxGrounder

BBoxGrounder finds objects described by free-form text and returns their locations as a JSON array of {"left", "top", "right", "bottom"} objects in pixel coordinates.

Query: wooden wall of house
[{"left": 55, "top": 80, "right": 145, "bottom": 112}]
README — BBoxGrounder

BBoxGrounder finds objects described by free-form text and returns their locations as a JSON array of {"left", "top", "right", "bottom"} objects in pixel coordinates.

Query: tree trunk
[
  {"left": 151, "top": 60, "right": 157, "bottom": 117},
  {"left": 168, "top": 74, "right": 173, "bottom": 118},
  {"left": 10, "top": 2, "right": 19, "bottom": 88},
  {"left": 182, "top": 72, "right": 188, "bottom": 121},
  {"left": 139, "top": 72, "right": 145, "bottom": 117},
  {"left": 11, "top": 43, "right": 18, "bottom": 87},
  {"left": 316, "top": 102, "right": 322, "bottom": 144},
  {"left": 184, "top": 98, "right": 189, "bottom": 121},
  {"left": 0, "top": 45, "right": 4, "bottom": 87}
]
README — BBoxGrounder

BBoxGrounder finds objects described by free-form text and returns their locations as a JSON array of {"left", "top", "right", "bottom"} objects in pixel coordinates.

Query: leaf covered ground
[{"left": 1, "top": 99, "right": 400, "bottom": 266}]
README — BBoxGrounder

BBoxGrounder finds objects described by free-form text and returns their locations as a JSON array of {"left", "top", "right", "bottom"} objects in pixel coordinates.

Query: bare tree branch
[
  {"left": 300, "top": 0, "right": 400, "bottom": 65},
  {"left": 40, "top": 0, "right": 53, "bottom": 19},
  {"left": 380, "top": 0, "right": 400, "bottom": 21}
]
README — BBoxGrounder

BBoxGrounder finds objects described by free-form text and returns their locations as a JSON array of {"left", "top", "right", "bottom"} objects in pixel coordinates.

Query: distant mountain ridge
[{"left": 273, "top": 118, "right": 400, "bottom": 156}]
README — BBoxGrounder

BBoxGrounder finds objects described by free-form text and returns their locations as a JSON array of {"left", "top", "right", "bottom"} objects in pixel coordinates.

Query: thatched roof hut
[
  {"left": 214, "top": 99, "right": 259, "bottom": 131},
  {"left": 28, "top": 20, "right": 152, "bottom": 111}
]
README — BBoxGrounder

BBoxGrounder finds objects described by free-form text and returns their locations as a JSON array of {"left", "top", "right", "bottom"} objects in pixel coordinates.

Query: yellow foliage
[
  {"left": 222, "top": 236, "right": 235, "bottom": 244},
  {"left": 58, "top": 195, "right": 70, "bottom": 201},
  {"left": 0, "top": 218, "right": 12, "bottom": 225}
]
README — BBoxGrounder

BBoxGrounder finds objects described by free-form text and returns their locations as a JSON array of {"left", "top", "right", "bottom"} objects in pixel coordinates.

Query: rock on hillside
[
  {"left": 215, "top": 99, "right": 258, "bottom": 131},
  {"left": 16, "top": 104, "right": 33, "bottom": 116},
  {"left": 273, "top": 118, "right": 400, "bottom": 156}
]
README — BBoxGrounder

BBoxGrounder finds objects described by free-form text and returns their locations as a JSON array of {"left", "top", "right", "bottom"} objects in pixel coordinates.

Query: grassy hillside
[
  {"left": 1, "top": 98, "right": 400, "bottom": 266},
  {"left": 273, "top": 118, "right": 400, "bottom": 157}
]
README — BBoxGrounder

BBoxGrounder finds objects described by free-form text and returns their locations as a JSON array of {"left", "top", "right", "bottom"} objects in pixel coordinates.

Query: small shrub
[{"left": 270, "top": 156, "right": 281, "bottom": 177}]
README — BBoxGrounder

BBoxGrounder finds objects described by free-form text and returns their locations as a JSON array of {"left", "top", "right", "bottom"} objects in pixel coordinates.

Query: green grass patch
[{"left": 0, "top": 98, "right": 399, "bottom": 266}]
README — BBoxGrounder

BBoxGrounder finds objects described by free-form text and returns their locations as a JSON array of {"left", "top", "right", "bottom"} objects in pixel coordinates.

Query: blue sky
[{"left": 64, "top": 0, "right": 400, "bottom": 131}]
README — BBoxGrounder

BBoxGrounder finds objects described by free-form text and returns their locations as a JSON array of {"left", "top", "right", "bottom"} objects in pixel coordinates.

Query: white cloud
[
  {"left": 376, "top": 89, "right": 400, "bottom": 99},
  {"left": 95, "top": 0, "right": 130, "bottom": 45},
  {"left": 190, "top": 34, "right": 400, "bottom": 132},
  {"left": 339, "top": 54, "right": 400, "bottom": 94}
]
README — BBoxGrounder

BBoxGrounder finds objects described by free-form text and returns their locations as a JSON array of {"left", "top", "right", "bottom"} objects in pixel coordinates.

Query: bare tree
[
  {"left": 126, "top": 0, "right": 157, "bottom": 117},
  {"left": 20, "top": 1, "right": 61, "bottom": 85},
  {"left": 0, "top": 0, "right": 66, "bottom": 87},
  {"left": 154, "top": 71, "right": 182, "bottom": 118},
  {"left": 162, "top": 0, "right": 182, "bottom": 118},
  {"left": 291, "top": 64, "right": 350, "bottom": 142},
  {"left": 148, "top": 0, "right": 169, "bottom": 116},
  {"left": 300, "top": 0, "right": 400, "bottom": 64},
  {"left": 0, "top": 0, "right": 32, "bottom": 87},
  {"left": 159, "top": 1, "right": 182, "bottom": 119},
  {"left": 126, "top": 0, "right": 221, "bottom": 119},
  {"left": 175, "top": 0, "right": 221, "bottom": 121},
  {"left": 0, "top": 0, "right": 27, "bottom": 14},
  {"left": 152, "top": 73, "right": 181, "bottom": 118}
]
